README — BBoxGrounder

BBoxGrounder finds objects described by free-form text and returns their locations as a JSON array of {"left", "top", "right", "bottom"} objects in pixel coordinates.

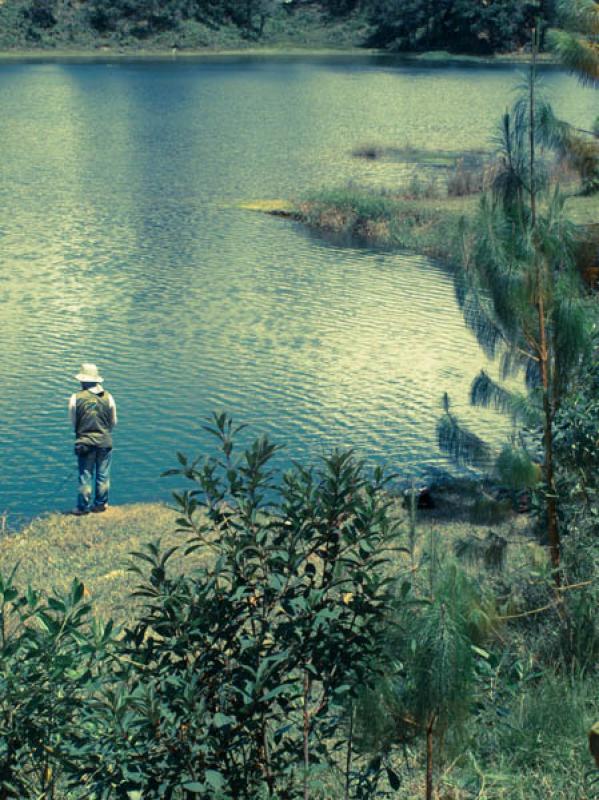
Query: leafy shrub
[
  {"left": 0, "top": 570, "right": 114, "bottom": 799},
  {"left": 16, "top": 414, "right": 400, "bottom": 799},
  {"left": 553, "top": 345, "right": 599, "bottom": 669}
]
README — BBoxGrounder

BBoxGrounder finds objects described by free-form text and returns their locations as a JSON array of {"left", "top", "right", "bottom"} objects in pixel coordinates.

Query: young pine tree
[{"left": 438, "top": 52, "right": 592, "bottom": 583}]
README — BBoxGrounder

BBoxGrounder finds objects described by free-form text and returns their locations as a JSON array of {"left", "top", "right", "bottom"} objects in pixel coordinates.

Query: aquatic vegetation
[{"left": 294, "top": 187, "right": 474, "bottom": 262}]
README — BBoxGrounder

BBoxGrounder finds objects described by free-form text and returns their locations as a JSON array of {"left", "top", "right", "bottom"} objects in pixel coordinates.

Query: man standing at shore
[{"left": 68, "top": 363, "right": 117, "bottom": 516}]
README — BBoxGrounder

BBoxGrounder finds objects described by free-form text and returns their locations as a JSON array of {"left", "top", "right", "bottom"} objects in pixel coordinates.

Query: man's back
[{"left": 72, "top": 387, "right": 116, "bottom": 449}]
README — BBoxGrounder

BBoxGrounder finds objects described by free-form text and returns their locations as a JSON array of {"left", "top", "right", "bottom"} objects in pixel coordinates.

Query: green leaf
[
  {"left": 268, "top": 573, "right": 284, "bottom": 592},
  {"left": 205, "top": 770, "right": 226, "bottom": 790},
  {"left": 72, "top": 580, "right": 84, "bottom": 605},
  {"left": 261, "top": 685, "right": 291, "bottom": 703},
  {"left": 213, "top": 712, "right": 235, "bottom": 728},
  {"left": 26, "top": 585, "right": 39, "bottom": 607},
  {"left": 334, "top": 684, "right": 352, "bottom": 696},
  {"left": 182, "top": 783, "right": 204, "bottom": 793}
]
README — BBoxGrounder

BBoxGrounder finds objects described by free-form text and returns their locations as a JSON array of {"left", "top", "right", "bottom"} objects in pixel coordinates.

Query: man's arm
[
  {"left": 109, "top": 395, "right": 117, "bottom": 427},
  {"left": 68, "top": 394, "right": 77, "bottom": 429}
]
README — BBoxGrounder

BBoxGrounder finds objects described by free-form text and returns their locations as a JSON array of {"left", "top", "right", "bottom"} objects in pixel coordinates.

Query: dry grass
[
  {"left": 241, "top": 185, "right": 599, "bottom": 291},
  {"left": 0, "top": 503, "right": 208, "bottom": 622},
  {"left": 236, "top": 198, "right": 295, "bottom": 215},
  {"left": 294, "top": 189, "right": 478, "bottom": 262}
]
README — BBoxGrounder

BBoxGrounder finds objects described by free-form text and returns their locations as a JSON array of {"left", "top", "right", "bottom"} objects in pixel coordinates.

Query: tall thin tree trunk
[
  {"left": 409, "top": 477, "right": 417, "bottom": 571},
  {"left": 529, "top": 25, "right": 561, "bottom": 584},
  {"left": 260, "top": 715, "right": 274, "bottom": 797},
  {"left": 344, "top": 703, "right": 353, "bottom": 800},
  {"left": 303, "top": 671, "right": 311, "bottom": 800},
  {"left": 425, "top": 716, "right": 435, "bottom": 800},
  {"left": 530, "top": 27, "right": 537, "bottom": 228},
  {"left": 536, "top": 272, "right": 561, "bottom": 582}
]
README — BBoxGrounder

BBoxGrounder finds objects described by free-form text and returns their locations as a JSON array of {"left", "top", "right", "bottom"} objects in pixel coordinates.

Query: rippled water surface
[{"left": 0, "top": 57, "right": 595, "bottom": 520}]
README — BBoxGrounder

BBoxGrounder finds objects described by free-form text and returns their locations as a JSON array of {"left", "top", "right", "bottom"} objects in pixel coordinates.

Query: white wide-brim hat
[{"left": 75, "top": 363, "right": 104, "bottom": 383}]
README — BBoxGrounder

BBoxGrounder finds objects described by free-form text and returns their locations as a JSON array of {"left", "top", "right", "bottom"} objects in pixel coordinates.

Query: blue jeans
[{"left": 77, "top": 447, "right": 112, "bottom": 512}]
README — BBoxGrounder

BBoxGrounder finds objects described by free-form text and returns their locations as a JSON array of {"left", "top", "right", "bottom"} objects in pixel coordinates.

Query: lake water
[{"left": 0, "top": 56, "right": 595, "bottom": 522}]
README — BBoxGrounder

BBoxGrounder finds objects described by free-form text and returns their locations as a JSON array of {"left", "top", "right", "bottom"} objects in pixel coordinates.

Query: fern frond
[
  {"left": 508, "top": 392, "right": 543, "bottom": 427},
  {"left": 536, "top": 99, "right": 573, "bottom": 152},
  {"left": 552, "top": 292, "right": 591, "bottom": 383},
  {"left": 556, "top": 0, "right": 599, "bottom": 35}
]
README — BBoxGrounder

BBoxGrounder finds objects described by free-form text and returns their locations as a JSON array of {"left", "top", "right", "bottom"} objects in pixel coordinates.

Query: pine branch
[{"left": 549, "top": 29, "right": 599, "bottom": 85}]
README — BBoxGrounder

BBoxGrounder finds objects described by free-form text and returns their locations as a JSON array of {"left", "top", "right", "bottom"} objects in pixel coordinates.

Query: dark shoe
[
  {"left": 91, "top": 504, "right": 107, "bottom": 513},
  {"left": 71, "top": 508, "right": 90, "bottom": 516}
]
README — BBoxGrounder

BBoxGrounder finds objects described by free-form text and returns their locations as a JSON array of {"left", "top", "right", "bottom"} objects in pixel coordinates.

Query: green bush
[
  {"left": 1, "top": 415, "right": 596, "bottom": 798},
  {"left": 1, "top": 415, "right": 404, "bottom": 799},
  {"left": 0, "top": 571, "right": 115, "bottom": 799}
]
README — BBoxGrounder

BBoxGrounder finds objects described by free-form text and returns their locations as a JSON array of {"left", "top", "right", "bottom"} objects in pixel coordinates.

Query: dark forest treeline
[
  {"left": 0, "top": 0, "right": 559, "bottom": 52},
  {"left": 366, "top": 0, "right": 558, "bottom": 53}
]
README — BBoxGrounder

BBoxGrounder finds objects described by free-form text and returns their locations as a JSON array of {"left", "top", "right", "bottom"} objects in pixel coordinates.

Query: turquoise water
[{"left": 0, "top": 57, "right": 595, "bottom": 521}]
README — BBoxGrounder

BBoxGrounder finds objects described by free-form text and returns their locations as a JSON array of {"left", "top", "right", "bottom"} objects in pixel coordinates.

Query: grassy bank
[
  {"left": 241, "top": 192, "right": 476, "bottom": 262},
  {"left": 0, "top": 503, "right": 210, "bottom": 622},
  {"left": 0, "top": 45, "right": 379, "bottom": 60},
  {"left": 0, "top": 45, "right": 561, "bottom": 64},
  {"left": 244, "top": 186, "right": 599, "bottom": 278},
  {"left": 295, "top": 188, "right": 478, "bottom": 262},
  {"left": 0, "top": 489, "right": 543, "bottom": 623},
  {"left": 243, "top": 189, "right": 478, "bottom": 263}
]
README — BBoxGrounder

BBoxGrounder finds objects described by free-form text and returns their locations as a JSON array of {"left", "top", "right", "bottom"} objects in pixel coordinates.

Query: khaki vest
[{"left": 75, "top": 389, "right": 114, "bottom": 449}]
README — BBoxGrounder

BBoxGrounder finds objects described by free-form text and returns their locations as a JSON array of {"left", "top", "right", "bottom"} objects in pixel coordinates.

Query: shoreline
[
  {"left": 0, "top": 46, "right": 560, "bottom": 66},
  {"left": 241, "top": 188, "right": 599, "bottom": 269},
  {"left": 0, "top": 482, "right": 531, "bottom": 622}
]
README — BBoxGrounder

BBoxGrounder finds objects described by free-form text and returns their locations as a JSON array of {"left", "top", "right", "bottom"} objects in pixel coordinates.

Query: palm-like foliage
[
  {"left": 535, "top": 96, "right": 599, "bottom": 193},
  {"left": 549, "top": 0, "right": 599, "bottom": 85},
  {"left": 544, "top": 2, "right": 599, "bottom": 192},
  {"left": 496, "top": 66, "right": 599, "bottom": 195}
]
